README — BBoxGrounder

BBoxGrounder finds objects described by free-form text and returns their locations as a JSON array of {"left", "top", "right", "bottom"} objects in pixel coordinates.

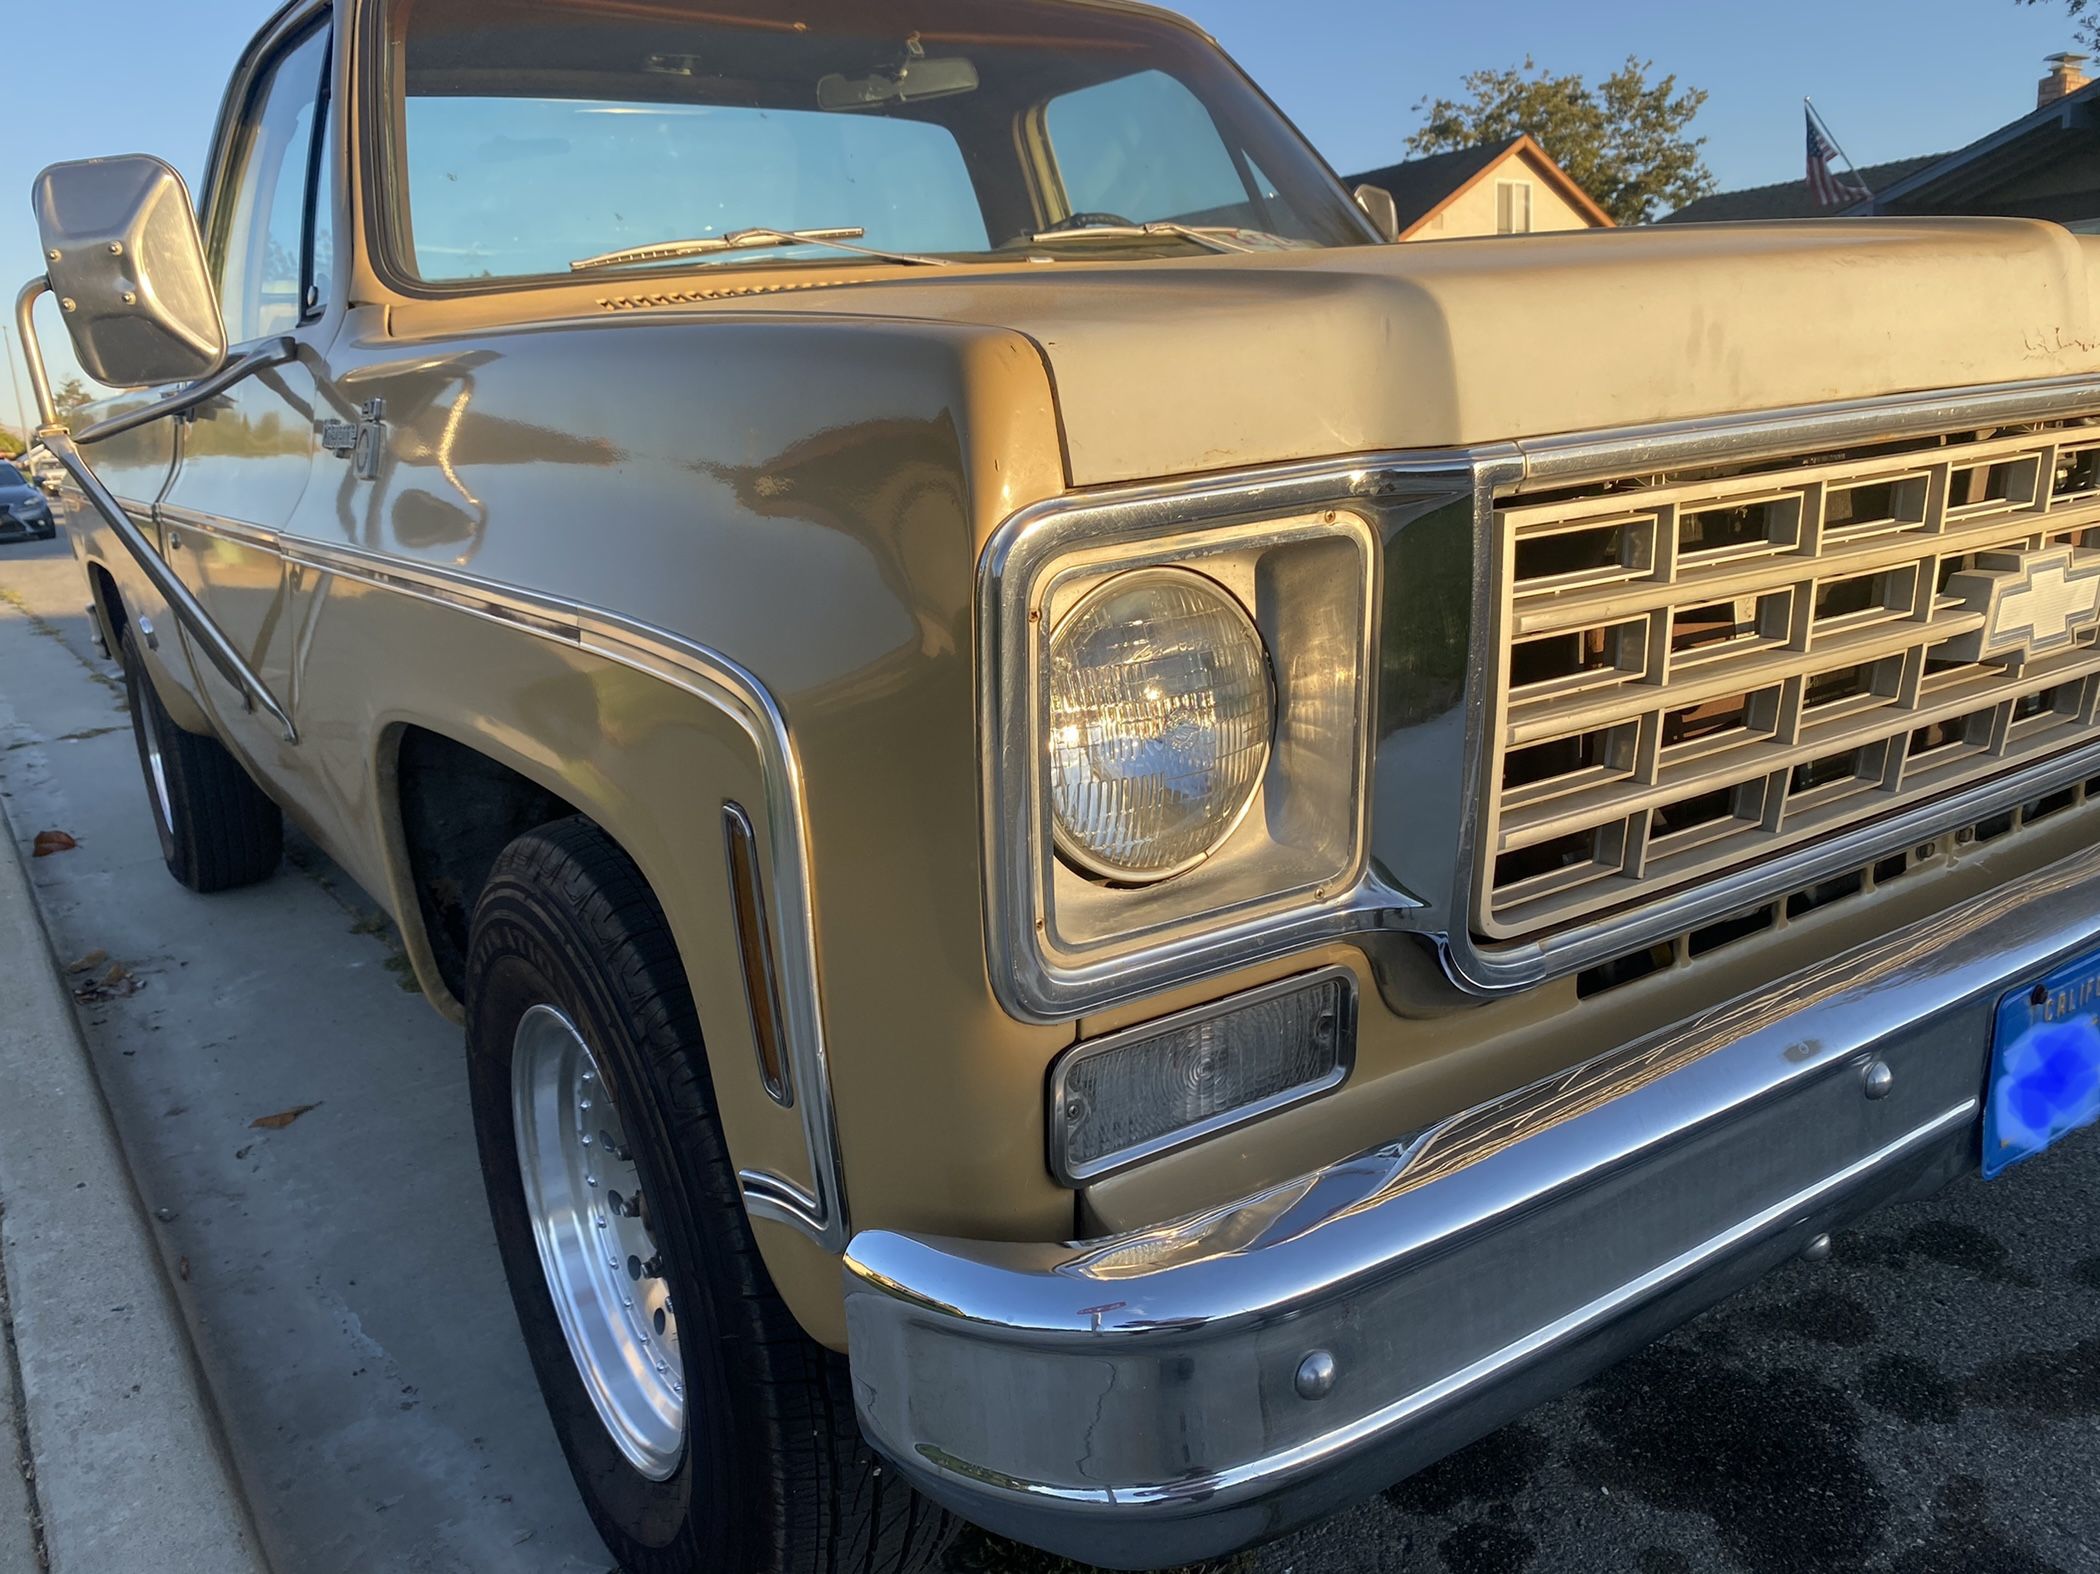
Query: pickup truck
[{"left": 18, "top": 0, "right": 2100, "bottom": 1569}]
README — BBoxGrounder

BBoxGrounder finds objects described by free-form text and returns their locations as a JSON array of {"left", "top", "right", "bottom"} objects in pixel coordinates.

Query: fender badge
[{"left": 319, "top": 398, "right": 386, "bottom": 481}]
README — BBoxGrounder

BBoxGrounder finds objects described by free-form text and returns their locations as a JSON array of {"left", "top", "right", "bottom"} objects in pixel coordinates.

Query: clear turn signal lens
[
  {"left": 1053, "top": 969, "right": 1355, "bottom": 1184},
  {"left": 1046, "top": 568, "right": 1273, "bottom": 882}
]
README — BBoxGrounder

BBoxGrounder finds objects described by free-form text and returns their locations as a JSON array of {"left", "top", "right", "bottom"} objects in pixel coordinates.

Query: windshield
[
  {"left": 382, "top": 0, "right": 1370, "bottom": 283},
  {"left": 0, "top": 464, "right": 24, "bottom": 487}
]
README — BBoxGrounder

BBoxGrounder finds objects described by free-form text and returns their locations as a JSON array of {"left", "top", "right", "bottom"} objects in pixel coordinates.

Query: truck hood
[{"left": 705, "top": 217, "right": 2100, "bottom": 485}]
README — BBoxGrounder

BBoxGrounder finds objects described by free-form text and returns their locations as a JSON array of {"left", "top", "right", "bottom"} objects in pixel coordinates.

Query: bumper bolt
[
  {"left": 1802, "top": 1233, "right": 1833, "bottom": 1263},
  {"left": 1862, "top": 1059, "right": 1894, "bottom": 1100},
  {"left": 1295, "top": 1350, "right": 1338, "bottom": 1400}
]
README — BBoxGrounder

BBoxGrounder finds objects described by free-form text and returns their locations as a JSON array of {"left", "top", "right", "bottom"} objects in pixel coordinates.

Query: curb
[{"left": 0, "top": 806, "right": 269, "bottom": 1574}]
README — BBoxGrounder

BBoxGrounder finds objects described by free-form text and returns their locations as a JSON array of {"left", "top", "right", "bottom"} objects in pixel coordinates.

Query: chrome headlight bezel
[{"left": 983, "top": 493, "right": 1380, "bottom": 1023}]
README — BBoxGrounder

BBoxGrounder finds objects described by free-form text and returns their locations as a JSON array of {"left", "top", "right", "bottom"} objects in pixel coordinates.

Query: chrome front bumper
[{"left": 842, "top": 842, "right": 2100, "bottom": 1569}]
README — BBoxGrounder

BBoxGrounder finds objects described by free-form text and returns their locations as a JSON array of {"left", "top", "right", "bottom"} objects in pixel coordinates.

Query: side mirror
[
  {"left": 32, "top": 154, "right": 227, "bottom": 389},
  {"left": 1353, "top": 184, "right": 1400, "bottom": 244}
]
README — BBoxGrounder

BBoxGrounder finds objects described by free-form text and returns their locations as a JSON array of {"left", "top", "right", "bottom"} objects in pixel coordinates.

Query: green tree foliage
[
  {"left": 52, "top": 376, "right": 91, "bottom": 420},
  {"left": 1408, "top": 56, "right": 1716, "bottom": 226},
  {"left": 0, "top": 427, "right": 24, "bottom": 457},
  {"left": 2020, "top": 0, "right": 2100, "bottom": 48}
]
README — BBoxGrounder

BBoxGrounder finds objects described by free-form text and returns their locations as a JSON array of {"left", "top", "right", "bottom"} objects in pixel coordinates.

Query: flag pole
[{"left": 1804, "top": 97, "right": 1874, "bottom": 201}]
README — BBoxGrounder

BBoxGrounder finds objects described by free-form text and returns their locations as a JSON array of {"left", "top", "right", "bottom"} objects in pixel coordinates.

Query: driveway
[{"left": 3, "top": 523, "right": 2097, "bottom": 1574}]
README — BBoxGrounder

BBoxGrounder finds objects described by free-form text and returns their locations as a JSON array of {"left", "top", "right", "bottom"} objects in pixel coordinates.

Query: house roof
[
  {"left": 1860, "top": 76, "right": 2100, "bottom": 212},
  {"left": 1345, "top": 134, "right": 1614, "bottom": 238},
  {"left": 1660, "top": 155, "right": 1948, "bottom": 224}
]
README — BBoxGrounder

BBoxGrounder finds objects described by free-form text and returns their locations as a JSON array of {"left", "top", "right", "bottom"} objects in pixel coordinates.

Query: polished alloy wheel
[
  {"left": 139, "top": 706, "right": 174, "bottom": 829},
  {"left": 512, "top": 1003, "right": 686, "bottom": 1479}
]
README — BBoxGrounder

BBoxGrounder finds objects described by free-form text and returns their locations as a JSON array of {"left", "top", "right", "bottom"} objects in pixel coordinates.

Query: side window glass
[
  {"left": 212, "top": 24, "right": 331, "bottom": 342},
  {"left": 1045, "top": 69, "right": 1251, "bottom": 226}
]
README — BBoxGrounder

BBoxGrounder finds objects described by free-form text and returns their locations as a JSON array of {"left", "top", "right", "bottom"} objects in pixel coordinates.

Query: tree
[
  {"left": 1407, "top": 57, "right": 1715, "bottom": 227},
  {"left": 53, "top": 376, "right": 91, "bottom": 421},
  {"left": 2020, "top": 1, "right": 2099, "bottom": 48}
]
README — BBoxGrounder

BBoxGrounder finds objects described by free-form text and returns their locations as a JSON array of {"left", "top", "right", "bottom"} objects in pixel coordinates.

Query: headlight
[{"left": 1046, "top": 567, "right": 1273, "bottom": 881}]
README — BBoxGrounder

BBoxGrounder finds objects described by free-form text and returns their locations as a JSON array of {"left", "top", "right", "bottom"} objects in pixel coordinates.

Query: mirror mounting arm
[
  {"left": 16, "top": 274, "right": 299, "bottom": 745},
  {"left": 74, "top": 338, "right": 297, "bottom": 446}
]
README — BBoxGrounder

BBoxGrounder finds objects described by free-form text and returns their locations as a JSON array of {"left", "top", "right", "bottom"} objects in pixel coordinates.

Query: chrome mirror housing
[
  {"left": 31, "top": 155, "right": 227, "bottom": 389},
  {"left": 1353, "top": 183, "right": 1400, "bottom": 244}
]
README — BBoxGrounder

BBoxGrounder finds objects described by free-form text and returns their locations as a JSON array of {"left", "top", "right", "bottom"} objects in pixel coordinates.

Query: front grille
[{"left": 1481, "top": 421, "right": 2100, "bottom": 938}]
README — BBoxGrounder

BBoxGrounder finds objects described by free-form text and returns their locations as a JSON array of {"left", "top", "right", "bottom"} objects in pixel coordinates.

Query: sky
[{"left": 0, "top": 0, "right": 2084, "bottom": 439}]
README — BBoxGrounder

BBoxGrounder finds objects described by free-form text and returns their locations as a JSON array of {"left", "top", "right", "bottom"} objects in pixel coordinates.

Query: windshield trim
[{"left": 356, "top": 0, "right": 1379, "bottom": 303}]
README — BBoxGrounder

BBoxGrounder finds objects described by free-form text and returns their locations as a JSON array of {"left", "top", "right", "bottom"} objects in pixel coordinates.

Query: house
[
  {"left": 1665, "top": 54, "right": 2100, "bottom": 226},
  {"left": 1659, "top": 155, "right": 1947, "bottom": 225},
  {"left": 1344, "top": 134, "right": 1613, "bottom": 241}
]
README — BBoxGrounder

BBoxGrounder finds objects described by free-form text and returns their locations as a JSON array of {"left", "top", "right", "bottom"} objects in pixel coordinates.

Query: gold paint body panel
[{"left": 51, "top": 0, "right": 2100, "bottom": 1348}]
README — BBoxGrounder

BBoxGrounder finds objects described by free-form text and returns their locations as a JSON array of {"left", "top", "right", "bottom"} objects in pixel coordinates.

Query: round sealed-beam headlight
[{"left": 1047, "top": 567, "right": 1274, "bottom": 882}]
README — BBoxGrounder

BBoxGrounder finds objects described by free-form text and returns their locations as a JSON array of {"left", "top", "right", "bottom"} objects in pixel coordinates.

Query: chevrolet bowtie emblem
[{"left": 1941, "top": 545, "right": 2100, "bottom": 665}]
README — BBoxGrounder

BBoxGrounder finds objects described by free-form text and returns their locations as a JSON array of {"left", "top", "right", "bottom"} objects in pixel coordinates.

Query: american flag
[{"left": 1806, "top": 109, "right": 1867, "bottom": 207}]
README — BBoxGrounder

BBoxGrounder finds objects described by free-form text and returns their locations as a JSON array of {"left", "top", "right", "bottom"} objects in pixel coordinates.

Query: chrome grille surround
[
  {"left": 981, "top": 372, "right": 2100, "bottom": 1020},
  {"left": 1482, "top": 423, "right": 2100, "bottom": 939}
]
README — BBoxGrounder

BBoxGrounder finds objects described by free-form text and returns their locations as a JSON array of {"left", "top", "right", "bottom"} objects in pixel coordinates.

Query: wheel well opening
[{"left": 394, "top": 727, "right": 576, "bottom": 1000}]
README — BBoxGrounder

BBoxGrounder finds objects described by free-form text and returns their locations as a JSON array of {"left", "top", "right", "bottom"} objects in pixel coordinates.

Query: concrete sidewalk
[{"left": 0, "top": 795, "right": 266, "bottom": 1574}]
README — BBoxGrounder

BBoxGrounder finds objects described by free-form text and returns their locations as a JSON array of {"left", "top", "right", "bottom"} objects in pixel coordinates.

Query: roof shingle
[{"left": 1660, "top": 155, "right": 1948, "bottom": 224}]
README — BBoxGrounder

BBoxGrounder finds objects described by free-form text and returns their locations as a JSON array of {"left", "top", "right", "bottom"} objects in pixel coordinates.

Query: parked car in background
[
  {"left": 18, "top": 0, "right": 2100, "bottom": 1570},
  {"left": 0, "top": 459, "right": 56, "bottom": 543}
]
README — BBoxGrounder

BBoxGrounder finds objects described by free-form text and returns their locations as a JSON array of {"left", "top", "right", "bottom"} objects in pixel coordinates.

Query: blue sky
[{"left": 0, "top": 0, "right": 2082, "bottom": 437}]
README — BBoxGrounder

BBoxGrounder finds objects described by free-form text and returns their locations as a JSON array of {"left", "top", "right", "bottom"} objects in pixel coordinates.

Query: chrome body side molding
[
  {"left": 100, "top": 510, "right": 852, "bottom": 1251},
  {"left": 844, "top": 834, "right": 2100, "bottom": 1569}
]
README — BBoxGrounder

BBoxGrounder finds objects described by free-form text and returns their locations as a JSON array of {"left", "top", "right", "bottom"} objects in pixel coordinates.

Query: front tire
[
  {"left": 120, "top": 627, "right": 282, "bottom": 891},
  {"left": 463, "top": 817, "right": 951, "bottom": 1574}
]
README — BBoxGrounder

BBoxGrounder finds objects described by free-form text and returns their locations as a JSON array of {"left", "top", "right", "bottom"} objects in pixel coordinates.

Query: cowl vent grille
[{"left": 1481, "top": 426, "right": 2100, "bottom": 938}]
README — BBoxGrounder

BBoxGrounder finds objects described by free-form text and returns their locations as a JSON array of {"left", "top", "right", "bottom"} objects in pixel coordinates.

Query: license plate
[{"left": 1985, "top": 949, "right": 2100, "bottom": 1177}]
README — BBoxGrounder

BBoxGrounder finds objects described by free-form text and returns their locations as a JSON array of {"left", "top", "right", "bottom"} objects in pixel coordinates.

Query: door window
[
  {"left": 1046, "top": 69, "right": 1267, "bottom": 231},
  {"left": 212, "top": 23, "right": 332, "bottom": 342}
]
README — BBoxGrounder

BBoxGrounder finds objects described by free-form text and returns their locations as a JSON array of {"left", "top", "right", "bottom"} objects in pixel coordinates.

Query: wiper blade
[
  {"left": 1026, "top": 221, "right": 1261, "bottom": 255},
  {"left": 569, "top": 226, "right": 952, "bottom": 273}
]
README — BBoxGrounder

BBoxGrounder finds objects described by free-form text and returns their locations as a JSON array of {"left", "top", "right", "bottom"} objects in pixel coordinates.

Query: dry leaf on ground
[
  {"left": 250, "top": 1103, "right": 321, "bottom": 1131},
  {"left": 72, "top": 962, "right": 143, "bottom": 1003},
  {"left": 64, "top": 948, "right": 109, "bottom": 974},
  {"left": 32, "top": 829, "right": 77, "bottom": 857}
]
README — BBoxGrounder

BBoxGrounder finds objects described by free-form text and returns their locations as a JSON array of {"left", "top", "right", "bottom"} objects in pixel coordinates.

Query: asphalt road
[{"left": 4, "top": 522, "right": 2098, "bottom": 1574}]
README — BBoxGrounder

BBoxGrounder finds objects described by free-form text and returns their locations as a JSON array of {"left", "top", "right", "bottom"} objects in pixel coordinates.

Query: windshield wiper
[
  {"left": 569, "top": 226, "right": 953, "bottom": 273},
  {"left": 1025, "top": 221, "right": 1268, "bottom": 256}
]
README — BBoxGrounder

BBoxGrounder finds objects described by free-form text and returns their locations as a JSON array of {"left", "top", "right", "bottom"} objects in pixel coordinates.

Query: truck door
[{"left": 158, "top": 11, "right": 334, "bottom": 776}]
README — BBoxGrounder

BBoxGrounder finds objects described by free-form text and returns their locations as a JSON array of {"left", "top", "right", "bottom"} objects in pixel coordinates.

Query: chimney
[{"left": 2040, "top": 51, "right": 2090, "bottom": 108}]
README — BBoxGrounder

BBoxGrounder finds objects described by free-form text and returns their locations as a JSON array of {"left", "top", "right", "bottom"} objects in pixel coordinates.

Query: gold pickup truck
[{"left": 20, "top": 0, "right": 2100, "bottom": 1568}]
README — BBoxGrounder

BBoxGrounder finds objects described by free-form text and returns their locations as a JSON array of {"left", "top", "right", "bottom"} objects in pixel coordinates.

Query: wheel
[
  {"left": 120, "top": 627, "right": 282, "bottom": 892},
  {"left": 463, "top": 817, "right": 952, "bottom": 1574}
]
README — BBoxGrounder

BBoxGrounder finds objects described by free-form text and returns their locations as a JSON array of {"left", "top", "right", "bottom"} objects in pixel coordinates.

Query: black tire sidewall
[{"left": 464, "top": 860, "right": 750, "bottom": 1572}]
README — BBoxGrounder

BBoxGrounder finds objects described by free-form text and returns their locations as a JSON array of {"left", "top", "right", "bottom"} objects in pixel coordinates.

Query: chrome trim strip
[
  {"left": 156, "top": 514, "right": 850, "bottom": 1249},
  {"left": 1508, "top": 370, "right": 2100, "bottom": 493},
  {"left": 1045, "top": 965, "right": 1357, "bottom": 1187},
  {"left": 159, "top": 501, "right": 281, "bottom": 554},
  {"left": 845, "top": 833, "right": 2100, "bottom": 1569},
  {"left": 980, "top": 372, "right": 2100, "bottom": 1016}
]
